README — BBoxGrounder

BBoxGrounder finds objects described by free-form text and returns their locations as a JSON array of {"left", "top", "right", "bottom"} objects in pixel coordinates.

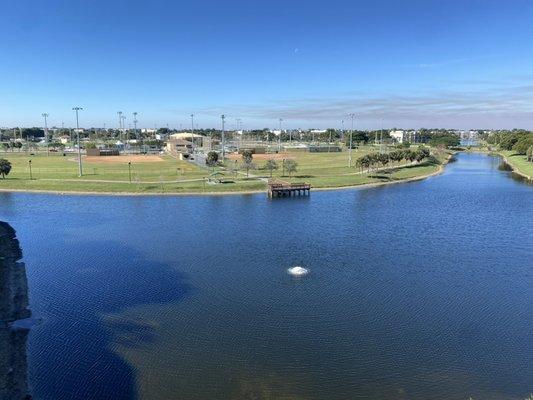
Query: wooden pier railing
[{"left": 267, "top": 180, "right": 311, "bottom": 198}]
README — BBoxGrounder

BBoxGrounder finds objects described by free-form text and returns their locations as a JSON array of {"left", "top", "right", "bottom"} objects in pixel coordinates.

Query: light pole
[
  {"left": 122, "top": 115, "right": 127, "bottom": 153},
  {"left": 117, "top": 111, "right": 123, "bottom": 150},
  {"left": 341, "top": 119, "right": 345, "bottom": 142},
  {"left": 236, "top": 118, "right": 242, "bottom": 149},
  {"left": 348, "top": 113, "right": 355, "bottom": 167},
  {"left": 42, "top": 113, "right": 49, "bottom": 155},
  {"left": 278, "top": 118, "right": 283, "bottom": 152},
  {"left": 221, "top": 114, "right": 226, "bottom": 160},
  {"left": 190, "top": 114, "right": 195, "bottom": 151},
  {"left": 133, "top": 112, "right": 139, "bottom": 153},
  {"left": 73, "top": 107, "right": 83, "bottom": 176},
  {"left": 380, "top": 118, "right": 384, "bottom": 153}
]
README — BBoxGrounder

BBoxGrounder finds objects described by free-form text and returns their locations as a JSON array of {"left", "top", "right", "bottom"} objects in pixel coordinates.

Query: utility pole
[
  {"left": 221, "top": 114, "right": 226, "bottom": 159},
  {"left": 348, "top": 113, "right": 355, "bottom": 167},
  {"left": 42, "top": 113, "right": 49, "bottom": 155},
  {"left": 341, "top": 119, "right": 345, "bottom": 142},
  {"left": 73, "top": 107, "right": 83, "bottom": 176}
]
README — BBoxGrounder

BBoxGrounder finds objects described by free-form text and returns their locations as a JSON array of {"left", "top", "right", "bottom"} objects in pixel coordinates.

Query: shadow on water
[
  {"left": 498, "top": 157, "right": 533, "bottom": 185},
  {"left": 0, "top": 221, "right": 32, "bottom": 400},
  {"left": 26, "top": 238, "right": 194, "bottom": 400}
]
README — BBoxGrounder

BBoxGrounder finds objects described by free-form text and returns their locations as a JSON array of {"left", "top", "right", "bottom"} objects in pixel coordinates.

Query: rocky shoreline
[{"left": 0, "top": 221, "right": 32, "bottom": 400}]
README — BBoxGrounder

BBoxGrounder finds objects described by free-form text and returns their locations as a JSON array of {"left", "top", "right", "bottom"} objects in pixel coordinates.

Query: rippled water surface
[{"left": 0, "top": 153, "right": 532, "bottom": 400}]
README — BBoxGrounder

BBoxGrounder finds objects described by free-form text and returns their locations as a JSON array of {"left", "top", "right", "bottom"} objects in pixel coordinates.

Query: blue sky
[{"left": 2, "top": 0, "right": 533, "bottom": 129}]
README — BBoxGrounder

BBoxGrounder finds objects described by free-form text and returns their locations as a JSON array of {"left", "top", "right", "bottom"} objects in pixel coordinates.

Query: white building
[{"left": 390, "top": 130, "right": 406, "bottom": 143}]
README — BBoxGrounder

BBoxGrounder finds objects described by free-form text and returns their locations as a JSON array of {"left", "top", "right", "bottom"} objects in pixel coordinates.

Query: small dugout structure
[
  {"left": 86, "top": 148, "right": 120, "bottom": 156},
  {"left": 267, "top": 180, "right": 311, "bottom": 198}
]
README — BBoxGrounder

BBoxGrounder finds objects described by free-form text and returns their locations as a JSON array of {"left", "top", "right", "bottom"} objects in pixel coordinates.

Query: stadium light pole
[
  {"left": 122, "top": 115, "right": 127, "bottom": 153},
  {"left": 133, "top": 112, "right": 139, "bottom": 153},
  {"left": 380, "top": 118, "right": 384, "bottom": 153},
  {"left": 73, "top": 107, "right": 83, "bottom": 176},
  {"left": 278, "top": 118, "right": 283, "bottom": 152},
  {"left": 190, "top": 114, "right": 195, "bottom": 150},
  {"left": 221, "top": 114, "right": 226, "bottom": 160},
  {"left": 117, "top": 111, "right": 123, "bottom": 150},
  {"left": 42, "top": 113, "right": 50, "bottom": 156},
  {"left": 348, "top": 113, "right": 355, "bottom": 167}
]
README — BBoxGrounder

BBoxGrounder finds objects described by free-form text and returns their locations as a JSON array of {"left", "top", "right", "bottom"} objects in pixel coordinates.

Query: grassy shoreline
[
  {"left": 0, "top": 148, "right": 452, "bottom": 196},
  {"left": 498, "top": 151, "right": 533, "bottom": 181}
]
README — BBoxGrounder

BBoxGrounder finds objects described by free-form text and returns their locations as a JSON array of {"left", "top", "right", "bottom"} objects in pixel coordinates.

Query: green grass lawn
[
  {"left": 500, "top": 151, "right": 533, "bottom": 179},
  {"left": 0, "top": 146, "right": 447, "bottom": 194},
  {"left": 249, "top": 145, "right": 447, "bottom": 188}
]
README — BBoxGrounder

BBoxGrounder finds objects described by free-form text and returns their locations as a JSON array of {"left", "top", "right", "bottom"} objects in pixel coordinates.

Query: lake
[{"left": 0, "top": 152, "right": 532, "bottom": 400}]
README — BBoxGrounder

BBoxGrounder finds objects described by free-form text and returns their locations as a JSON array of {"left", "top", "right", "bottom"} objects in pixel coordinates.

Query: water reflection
[
  {"left": 0, "top": 221, "right": 32, "bottom": 400},
  {"left": 498, "top": 157, "right": 533, "bottom": 185}
]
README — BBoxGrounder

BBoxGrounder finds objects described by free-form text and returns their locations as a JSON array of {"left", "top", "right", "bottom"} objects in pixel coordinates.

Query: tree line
[
  {"left": 205, "top": 150, "right": 298, "bottom": 178},
  {"left": 488, "top": 130, "right": 533, "bottom": 162},
  {"left": 355, "top": 147, "right": 431, "bottom": 173}
]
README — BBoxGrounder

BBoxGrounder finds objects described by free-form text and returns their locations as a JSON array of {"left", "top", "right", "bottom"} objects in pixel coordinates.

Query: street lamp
[
  {"left": 73, "top": 107, "right": 83, "bottom": 176},
  {"left": 42, "top": 113, "right": 49, "bottom": 155},
  {"left": 348, "top": 113, "right": 355, "bottom": 167},
  {"left": 221, "top": 114, "right": 226, "bottom": 159}
]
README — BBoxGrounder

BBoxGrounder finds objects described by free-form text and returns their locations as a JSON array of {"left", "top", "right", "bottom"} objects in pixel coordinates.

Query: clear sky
[{"left": 2, "top": 0, "right": 533, "bottom": 130}]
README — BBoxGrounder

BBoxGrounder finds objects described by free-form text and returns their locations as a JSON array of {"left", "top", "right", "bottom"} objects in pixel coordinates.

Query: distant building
[
  {"left": 166, "top": 138, "right": 193, "bottom": 158},
  {"left": 168, "top": 132, "right": 209, "bottom": 148},
  {"left": 390, "top": 130, "right": 406, "bottom": 143},
  {"left": 59, "top": 135, "right": 70, "bottom": 144}
]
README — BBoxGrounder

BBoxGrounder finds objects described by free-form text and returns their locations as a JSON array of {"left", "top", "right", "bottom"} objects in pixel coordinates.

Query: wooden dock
[{"left": 267, "top": 180, "right": 311, "bottom": 198}]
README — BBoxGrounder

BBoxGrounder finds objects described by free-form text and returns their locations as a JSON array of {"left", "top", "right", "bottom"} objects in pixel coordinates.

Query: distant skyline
[{"left": 2, "top": 0, "right": 533, "bottom": 129}]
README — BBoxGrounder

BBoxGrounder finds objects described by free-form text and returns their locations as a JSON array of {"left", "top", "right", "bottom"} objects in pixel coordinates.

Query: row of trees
[
  {"left": 264, "top": 158, "right": 298, "bottom": 178},
  {"left": 205, "top": 151, "right": 298, "bottom": 178},
  {"left": 487, "top": 130, "right": 533, "bottom": 156},
  {"left": 2, "top": 142, "right": 23, "bottom": 151},
  {"left": 355, "top": 147, "right": 431, "bottom": 173}
]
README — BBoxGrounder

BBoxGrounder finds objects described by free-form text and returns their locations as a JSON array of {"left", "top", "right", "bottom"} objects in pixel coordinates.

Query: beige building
[
  {"left": 169, "top": 133, "right": 209, "bottom": 148},
  {"left": 166, "top": 138, "right": 194, "bottom": 157}
]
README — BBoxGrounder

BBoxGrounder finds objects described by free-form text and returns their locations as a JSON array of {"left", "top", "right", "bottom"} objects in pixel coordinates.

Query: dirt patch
[
  {"left": 84, "top": 155, "right": 165, "bottom": 164},
  {"left": 227, "top": 152, "right": 295, "bottom": 161}
]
